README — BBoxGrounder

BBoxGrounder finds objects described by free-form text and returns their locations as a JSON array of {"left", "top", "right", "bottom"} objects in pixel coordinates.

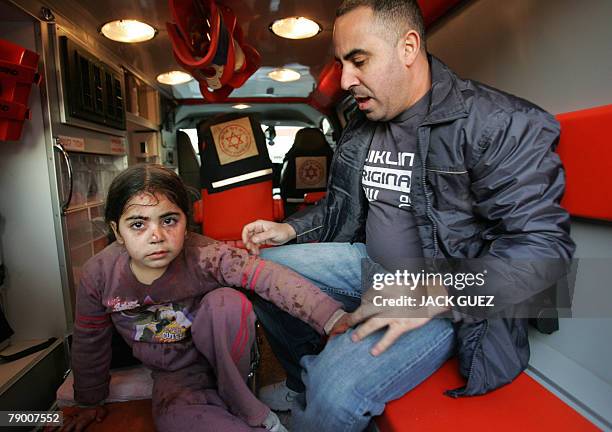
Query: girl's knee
[
  {"left": 192, "top": 288, "right": 255, "bottom": 353},
  {"left": 199, "top": 288, "right": 251, "bottom": 318}
]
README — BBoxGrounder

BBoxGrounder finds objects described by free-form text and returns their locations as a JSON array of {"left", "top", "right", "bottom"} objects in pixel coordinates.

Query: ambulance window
[
  {"left": 179, "top": 128, "right": 200, "bottom": 165},
  {"left": 320, "top": 117, "right": 336, "bottom": 148},
  {"left": 262, "top": 125, "right": 304, "bottom": 164},
  {"left": 321, "top": 117, "right": 332, "bottom": 135}
]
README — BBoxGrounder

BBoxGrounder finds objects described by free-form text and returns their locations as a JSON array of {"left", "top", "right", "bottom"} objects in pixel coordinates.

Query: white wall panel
[{"left": 0, "top": 21, "right": 67, "bottom": 340}]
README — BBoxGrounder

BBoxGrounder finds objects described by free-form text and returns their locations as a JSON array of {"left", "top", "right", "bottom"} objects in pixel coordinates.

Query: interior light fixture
[
  {"left": 232, "top": 104, "right": 251, "bottom": 110},
  {"left": 156, "top": 71, "right": 193, "bottom": 85},
  {"left": 267, "top": 68, "right": 301, "bottom": 82},
  {"left": 100, "top": 19, "right": 157, "bottom": 43},
  {"left": 270, "top": 17, "right": 321, "bottom": 40}
]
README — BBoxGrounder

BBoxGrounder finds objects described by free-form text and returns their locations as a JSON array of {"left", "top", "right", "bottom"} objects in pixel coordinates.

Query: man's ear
[
  {"left": 401, "top": 29, "right": 421, "bottom": 67},
  {"left": 110, "top": 221, "right": 124, "bottom": 245}
]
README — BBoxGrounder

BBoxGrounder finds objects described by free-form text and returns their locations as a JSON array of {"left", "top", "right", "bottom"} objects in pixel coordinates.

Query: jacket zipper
[
  {"left": 321, "top": 132, "right": 347, "bottom": 241},
  {"left": 446, "top": 319, "right": 488, "bottom": 397},
  {"left": 466, "top": 319, "right": 488, "bottom": 389},
  {"left": 419, "top": 127, "right": 439, "bottom": 258}
]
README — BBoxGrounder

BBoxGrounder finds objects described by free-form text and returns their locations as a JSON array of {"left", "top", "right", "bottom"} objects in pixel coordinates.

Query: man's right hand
[
  {"left": 241, "top": 220, "right": 296, "bottom": 255},
  {"left": 60, "top": 405, "right": 107, "bottom": 432}
]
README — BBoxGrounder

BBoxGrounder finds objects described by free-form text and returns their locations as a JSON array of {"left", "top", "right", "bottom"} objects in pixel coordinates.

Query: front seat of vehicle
[
  {"left": 280, "top": 127, "right": 333, "bottom": 215},
  {"left": 193, "top": 113, "right": 283, "bottom": 246}
]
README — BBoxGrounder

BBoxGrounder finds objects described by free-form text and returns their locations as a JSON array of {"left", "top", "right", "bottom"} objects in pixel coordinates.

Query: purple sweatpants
[{"left": 151, "top": 288, "right": 268, "bottom": 431}]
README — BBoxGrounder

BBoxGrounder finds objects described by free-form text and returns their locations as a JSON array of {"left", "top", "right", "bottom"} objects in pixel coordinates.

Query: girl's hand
[
  {"left": 328, "top": 313, "right": 353, "bottom": 338},
  {"left": 60, "top": 405, "right": 107, "bottom": 432}
]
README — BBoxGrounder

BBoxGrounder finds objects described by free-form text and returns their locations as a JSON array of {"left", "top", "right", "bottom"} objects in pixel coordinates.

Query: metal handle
[{"left": 53, "top": 140, "right": 73, "bottom": 214}]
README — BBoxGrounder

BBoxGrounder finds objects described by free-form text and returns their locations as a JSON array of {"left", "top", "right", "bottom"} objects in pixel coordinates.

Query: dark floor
[
  {"left": 256, "top": 324, "right": 287, "bottom": 389},
  {"left": 255, "top": 324, "right": 294, "bottom": 430}
]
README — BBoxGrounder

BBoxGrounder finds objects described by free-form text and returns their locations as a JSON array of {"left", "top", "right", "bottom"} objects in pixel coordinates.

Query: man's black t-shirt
[{"left": 363, "top": 91, "right": 431, "bottom": 267}]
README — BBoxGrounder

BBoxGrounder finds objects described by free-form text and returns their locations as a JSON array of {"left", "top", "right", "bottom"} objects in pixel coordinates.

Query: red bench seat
[
  {"left": 556, "top": 104, "right": 612, "bottom": 221},
  {"left": 375, "top": 358, "right": 597, "bottom": 431}
]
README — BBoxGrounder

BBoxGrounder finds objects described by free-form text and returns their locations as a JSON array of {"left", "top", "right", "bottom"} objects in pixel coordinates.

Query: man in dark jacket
[{"left": 242, "top": 1, "right": 575, "bottom": 430}]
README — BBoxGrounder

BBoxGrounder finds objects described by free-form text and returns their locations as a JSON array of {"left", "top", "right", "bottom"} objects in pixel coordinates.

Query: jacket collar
[{"left": 421, "top": 55, "right": 468, "bottom": 126}]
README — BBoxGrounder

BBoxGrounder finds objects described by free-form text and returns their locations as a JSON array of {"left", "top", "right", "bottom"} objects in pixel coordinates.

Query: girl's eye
[
  {"left": 163, "top": 216, "right": 178, "bottom": 226},
  {"left": 353, "top": 59, "right": 366, "bottom": 67},
  {"left": 130, "top": 221, "right": 144, "bottom": 230}
]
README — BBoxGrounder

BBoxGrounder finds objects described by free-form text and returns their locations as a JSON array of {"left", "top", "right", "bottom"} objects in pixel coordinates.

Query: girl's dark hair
[{"left": 105, "top": 164, "right": 190, "bottom": 226}]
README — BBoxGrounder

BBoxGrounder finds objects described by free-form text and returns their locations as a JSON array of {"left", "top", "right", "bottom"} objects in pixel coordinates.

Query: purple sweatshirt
[{"left": 72, "top": 233, "right": 342, "bottom": 405}]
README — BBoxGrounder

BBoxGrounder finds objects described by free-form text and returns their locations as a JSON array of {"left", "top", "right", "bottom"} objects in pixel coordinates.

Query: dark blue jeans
[{"left": 256, "top": 243, "right": 455, "bottom": 432}]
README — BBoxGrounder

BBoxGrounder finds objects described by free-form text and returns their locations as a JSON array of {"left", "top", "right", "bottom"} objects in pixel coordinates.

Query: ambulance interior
[{"left": 0, "top": 0, "right": 611, "bottom": 430}]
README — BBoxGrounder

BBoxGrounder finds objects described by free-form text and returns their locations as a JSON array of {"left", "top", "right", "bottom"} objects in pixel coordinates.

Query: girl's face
[{"left": 111, "top": 192, "right": 187, "bottom": 284}]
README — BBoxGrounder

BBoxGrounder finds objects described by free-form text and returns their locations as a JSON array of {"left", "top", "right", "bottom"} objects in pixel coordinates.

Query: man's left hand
[
  {"left": 349, "top": 315, "right": 431, "bottom": 356},
  {"left": 331, "top": 281, "right": 449, "bottom": 356},
  {"left": 327, "top": 305, "right": 433, "bottom": 356}
]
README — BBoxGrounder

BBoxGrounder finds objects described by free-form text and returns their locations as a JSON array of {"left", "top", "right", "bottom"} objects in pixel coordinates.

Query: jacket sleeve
[
  {"left": 71, "top": 266, "right": 113, "bottom": 405},
  {"left": 457, "top": 107, "right": 576, "bottom": 312},
  {"left": 284, "top": 195, "right": 328, "bottom": 243},
  {"left": 199, "top": 243, "right": 343, "bottom": 334}
]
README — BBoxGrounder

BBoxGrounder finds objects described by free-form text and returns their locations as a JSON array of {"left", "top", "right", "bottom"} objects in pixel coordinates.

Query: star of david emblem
[
  {"left": 299, "top": 160, "right": 323, "bottom": 186},
  {"left": 303, "top": 165, "right": 319, "bottom": 181},
  {"left": 219, "top": 125, "right": 251, "bottom": 156},
  {"left": 226, "top": 130, "right": 245, "bottom": 150}
]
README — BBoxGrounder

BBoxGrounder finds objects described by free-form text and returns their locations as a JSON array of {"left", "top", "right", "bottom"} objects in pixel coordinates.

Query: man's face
[{"left": 334, "top": 7, "right": 412, "bottom": 121}]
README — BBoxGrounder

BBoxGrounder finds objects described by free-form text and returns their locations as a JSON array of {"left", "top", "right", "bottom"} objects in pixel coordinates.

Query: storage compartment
[
  {"left": 0, "top": 38, "right": 40, "bottom": 140},
  {"left": 67, "top": 208, "right": 108, "bottom": 297},
  {"left": 125, "top": 73, "right": 160, "bottom": 126},
  {"left": 129, "top": 131, "right": 160, "bottom": 165},
  {"left": 60, "top": 36, "right": 125, "bottom": 130}
]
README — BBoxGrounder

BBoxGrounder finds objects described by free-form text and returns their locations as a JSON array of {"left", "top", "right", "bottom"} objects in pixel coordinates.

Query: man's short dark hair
[{"left": 336, "top": 0, "right": 426, "bottom": 50}]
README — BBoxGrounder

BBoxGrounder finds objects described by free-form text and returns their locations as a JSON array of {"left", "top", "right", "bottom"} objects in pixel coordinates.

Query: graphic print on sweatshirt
[{"left": 121, "top": 303, "right": 195, "bottom": 343}]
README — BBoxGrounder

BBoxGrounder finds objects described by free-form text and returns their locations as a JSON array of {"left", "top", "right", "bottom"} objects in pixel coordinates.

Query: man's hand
[
  {"left": 241, "top": 220, "right": 296, "bottom": 255},
  {"left": 350, "top": 315, "right": 432, "bottom": 356},
  {"left": 339, "top": 281, "right": 449, "bottom": 356},
  {"left": 60, "top": 405, "right": 107, "bottom": 432},
  {"left": 327, "top": 305, "right": 435, "bottom": 356},
  {"left": 329, "top": 300, "right": 431, "bottom": 356}
]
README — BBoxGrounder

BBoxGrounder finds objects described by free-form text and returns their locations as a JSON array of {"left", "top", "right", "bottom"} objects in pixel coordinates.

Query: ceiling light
[
  {"left": 270, "top": 17, "right": 321, "bottom": 40},
  {"left": 156, "top": 71, "right": 193, "bottom": 85},
  {"left": 100, "top": 19, "right": 157, "bottom": 43},
  {"left": 267, "top": 68, "right": 301, "bottom": 82},
  {"left": 232, "top": 104, "right": 251, "bottom": 110}
]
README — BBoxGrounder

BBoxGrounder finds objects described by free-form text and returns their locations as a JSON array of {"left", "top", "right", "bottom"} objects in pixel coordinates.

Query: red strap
[{"left": 0, "top": 99, "right": 30, "bottom": 120}]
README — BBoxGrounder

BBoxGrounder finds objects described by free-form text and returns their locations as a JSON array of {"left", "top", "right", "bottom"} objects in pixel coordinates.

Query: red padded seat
[
  {"left": 556, "top": 104, "right": 612, "bottom": 221},
  {"left": 194, "top": 181, "right": 282, "bottom": 241},
  {"left": 193, "top": 113, "right": 284, "bottom": 242},
  {"left": 376, "top": 358, "right": 597, "bottom": 431}
]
